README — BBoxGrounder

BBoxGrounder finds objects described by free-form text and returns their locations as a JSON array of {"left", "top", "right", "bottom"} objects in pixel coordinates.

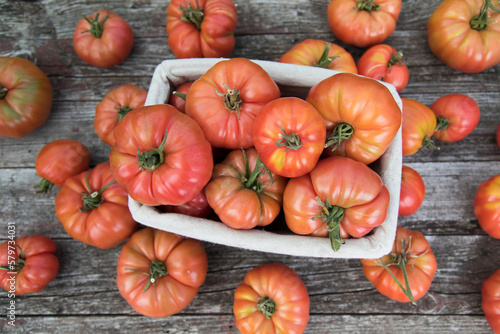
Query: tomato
[
  {"left": 0, "top": 235, "right": 59, "bottom": 295},
  {"left": 473, "top": 174, "right": 500, "bottom": 239},
  {"left": 357, "top": 44, "right": 409, "bottom": 93},
  {"left": 482, "top": 269, "right": 500, "bottom": 333},
  {"left": 233, "top": 263, "right": 310, "bottom": 334},
  {"left": 399, "top": 165, "right": 425, "bottom": 216},
  {"left": 116, "top": 227, "right": 208, "bottom": 318},
  {"left": 185, "top": 58, "right": 281, "bottom": 149},
  {"left": 306, "top": 72, "right": 401, "bottom": 165},
  {"left": 430, "top": 94, "right": 481, "bottom": 143},
  {"left": 360, "top": 226, "right": 437, "bottom": 304},
  {"left": 94, "top": 84, "right": 147, "bottom": 147},
  {"left": 168, "top": 81, "right": 193, "bottom": 113},
  {"left": 205, "top": 148, "right": 287, "bottom": 229},
  {"left": 159, "top": 187, "right": 212, "bottom": 218},
  {"left": 401, "top": 97, "right": 438, "bottom": 156},
  {"left": 73, "top": 10, "right": 134, "bottom": 68},
  {"left": 110, "top": 104, "right": 213, "bottom": 206},
  {"left": 166, "top": 0, "right": 238, "bottom": 58},
  {"left": 34, "top": 139, "right": 90, "bottom": 193},
  {"left": 54, "top": 162, "right": 138, "bottom": 249},
  {"left": 279, "top": 39, "right": 358, "bottom": 73},
  {"left": 252, "top": 97, "right": 326, "bottom": 178},
  {"left": 0, "top": 56, "right": 52, "bottom": 138},
  {"left": 283, "top": 156, "right": 390, "bottom": 251},
  {"left": 428, "top": 0, "right": 500, "bottom": 73},
  {"left": 327, "top": 0, "right": 402, "bottom": 48}
]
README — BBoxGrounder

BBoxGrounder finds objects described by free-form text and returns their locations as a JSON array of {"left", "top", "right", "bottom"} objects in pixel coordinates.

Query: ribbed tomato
[
  {"left": 474, "top": 174, "right": 500, "bottom": 238},
  {"left": 401, "top": 97, "right": 437, "bottom": 156}
]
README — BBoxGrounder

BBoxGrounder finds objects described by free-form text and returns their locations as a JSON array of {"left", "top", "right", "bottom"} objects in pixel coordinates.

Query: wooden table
[{"left": 1, "top": 0, "right": 500, "bottom": 332}]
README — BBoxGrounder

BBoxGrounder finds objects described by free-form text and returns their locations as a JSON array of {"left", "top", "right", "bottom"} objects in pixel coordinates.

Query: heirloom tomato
[
  {"left": 428, "top": 0, "right": 500, "bottom": 73},
  {"left": 73, "top": 10, "right": 134, "bottom": 68},
  {"left": 116, "top": 228, "right": 208, "bottom": 318},
  {"left": 0, "top": 56, "right": 52, "bottom": 138},
  {"left": 166, "top": 0, "right": 238, "bottom": 58},
  {"left": 401, "top": 97, "right": 437, "bottom": 156},
  {"left": 110, "top": 104, "right": 213, "bottom": 206},
  {"left": 55, "top": 162, "right": 138, "bottom": 249},
  {"left": 185, "top": 58, "right": 280, "bottom": 149},
  {"left": 360, "top": 226, "right": 437, "bottom": 304},
  {"left": 160, "top": 187, "right": 212, "bottom": 218},
  {"left": 0, "top": 235, "right": 59, "bottom": 295},
  {"left": 473, "top": 174, "right": 500, "bottom": 239},
  {"left": 233, "top": 263, "right": 310, "bottom": 334},
  {"left": 168, "top": 81, "right": 193, "bottom": 113},
  {"left": 327, "top": 0, "right": 402, "bottom": 48},
  {"left": 94, "top": 84, "right": 147, "bottom": 147},
  {"left": 482, "top": 269, "right": 500, "bottom": 333},
  {"left": 306, "top": 72, "right": 401, "bottom": 165},
  {"left": 399, "top": 165, "right": 425, "bottom": 216},
  {"left": 279, "top": 39, "right": 358, "bottom": 73},
  {"left": 283, "top": 156, "right": 390, "bottom": 251}
]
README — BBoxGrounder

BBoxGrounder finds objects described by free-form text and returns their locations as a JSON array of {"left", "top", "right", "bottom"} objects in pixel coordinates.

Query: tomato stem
[
  {"left": 470, "top": 0, "right": 500, "bottom": 31},
  {"left": 81, "top": 12, "right": 109, "bottom": 38},
  {"left": 215, "top": 83, "right": 243, "bottom": 118},
  {"left": 314, "top": 43, "right": 339, "bottom": 68},
  {"left": 276, "top": 125, "right": 303, "bottom": 151},
  {"left": 0, "top": 244, "right": 28, "bottom": 273},
  {"left": 434, "top": 116, "right": 450, "bottom": 131},
  {"left": 421, "top": 135, "right": 440, "bottom": 151},
  {"left": 34, "top": 178, "right": 55, "bottom": 194},
  {"left": 180, "top": 0, "right": 205, "bottom": 30},
  {"left": 115, "top": 105, "right": 133, "bottom": 122},
  {"left": 241, "top": 149, "right": 274, "bottom": 193},
  {"left": 358, "top": 0, "right": 381, "bottom": 12},
  {"left": 172, "top": 91, "right": 187, "bottom": 101},
  {"left": 80, "top": 172, "right": 117, "bottom": 213},
  {"left": 313, "top": 197, "right": 345, "bottom": 251},
  {"left": 0, "top": 85, "right": 7, "bottom": 99},
  {"left": 257, "top": 296, "right": 276, "bottom": 319},
  {"left": 137, "top": 129, "right": 168, "bottom": 171},
  {"left": 325, "top": 122, "right": 354, "bottom": 152},
  {"left": 388, "top": 52, "right": 404, "bottom": 70},
  {"left": 126, "top": 259, "right": 169, "bottom": 293}
]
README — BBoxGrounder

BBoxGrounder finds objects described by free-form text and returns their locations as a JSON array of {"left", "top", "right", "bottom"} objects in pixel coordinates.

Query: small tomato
[
  {"left": 399, "top": 165, "right": 425, "bottom": 216},
  {"left": 401, "top": 97, "right": 438, "bottom": 156},
  {"left": 473, "top": 174, "right": 500, "bottom": 238}
]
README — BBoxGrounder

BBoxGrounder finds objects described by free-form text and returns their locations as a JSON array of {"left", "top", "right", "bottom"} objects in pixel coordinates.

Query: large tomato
[
  {"left": 428, "top": 0, "right": 500, "bottom": 73},
  {"left": 0, "top": 235, "right": 59, "bottom": 295},
  {"left": 110, "top": 104, "right": 213, "bottom": 206},
  {"left": 360, "top": 226, "right": 437, "bottom": 304},
  {"left": 399, "top": 165, "right": 426, "bottom": 216},
  {"left": 73, "top": 10, "right": 134, "bottom": 68},
  {"left": 233, "top": 263, "right": 310, "bottom": 334},
  {"left": 116, "top": 228, "right": 208, "bottom": 318},
  {"left": 306, "top": 72, "right": 401, "bottom": 165},
  {"left": 166, "top": 0, "right": 238, "bottom": 58},
  {"left": 0, "top": 56, "right": 52, "bottom": 138},
  {"left": 482, "top": 269, "right": 500, "bottom": 333},
  {"left": 473, "top": 174, "right": 500, "bottom": 238},
  {"left": 185, "top": 58, "right": 281, "bottom": 149},
  {"left": 401, "top": 97, "right": 438, "bottom": 156}
]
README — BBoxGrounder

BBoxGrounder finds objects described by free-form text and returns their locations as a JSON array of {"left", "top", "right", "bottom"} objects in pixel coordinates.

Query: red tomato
[
  {"left": 116, "top": 228, "right": 208, "bottom": 318},
  {"left": 185, "top": 58, "right": 281, "bottom": 149},
  {"left": 0, "top": 56, "right": 52, "bottom": 138},
  {"left": 306, "top": 72, "right": 401, "bottom": 165},
  {"left": 233, "top": 263, "right": 310, "bottom": 334},
  {"left": 399, "top": 165, "right": 425, "bottom": 216},
  {"left": 283, "top": 156, "right": 390, "bottom": 251},
  {"left": 252, "top": 97, "right": 326, "bottom": 178},
  {"left": 360, "top": 226, "right": 437, "bottom": 304},
  {"left": 401, "top": 97, "right": 438, "bottom": 156},
  {"left": 428, "top": 0, "right": 500, "bottom": 73},
  {"left": 73, "top": 10, "right": 134, "bottom": 68},
  {"left": 54, "top": 162, "right": 138, "bottom": 249},
  {"left": 430, "top": 94, "right": 481, "bottom": 142},
  {"left": 482, "top": 269, "right": 500, "bottom": 333},
  {"left": 357, "top": 44, "right": 409, "bottom": 93},
  {"left": 0, "top": 235, "right": 59, "bottom": 295},
  {"left": 166, "top": 0, "right": 238, "bottom": 58},
  {"left": 34, "top": 139, "right": 90, "bottom": 193},
  {"left": 94, "top": 84, "right": 147, "bottom": 147},
  {"left": 159, "top": 187, "right": 212, "bottom": 218},
  {"left": 327, "top": 0, "right": 402, "bottom": 48},
  {"left": 473, "top": 174, "right": 500, "bottom": 239},
  {"left": 279, "top": 39, "right": 358, "bottom": 73},
  {"left": 168, "top": 81, "right": 193, "bottom": 113}
]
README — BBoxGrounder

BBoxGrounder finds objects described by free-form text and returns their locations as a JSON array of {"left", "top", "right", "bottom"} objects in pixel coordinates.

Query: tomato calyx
[
  {"left": 470, "top": 0, "right": 500, "bottom": 31},
  {"left": 357, "top": 0, "right": 381, "bottom": 12},
  {"left": 34, "top": 178, "right": 55, "bottom": 194},
  {"left": 421, "top": 135, "right": 440, "bottom": 151},
  {"left": 276, "top": 125, "right": 303, "bottom": 151},
  {"left": 0, "top": 84, "right": 7, "bottom": 99},
  {"left": 314, "top": 43, "right": 340, "bottom": 68},
  {"left": 257, "top": 296, "right": 276, "bottom": 319},
  {"left": 81, "top": 12, "right": 110, "bottom": 38},
  {"left": 215, "top": 83, "right": 243, "bottom": 118},
  {"left": 434, "top": 117, "right": 450, "bottom": 131},
  {"left": 115, "top": 105, "right": 133, "bottom": 122},
  {"left": 388, "top": 52, "right": 404, "bottom": 70},
  {"left": 240, "top": 150, "right": 274, "bottom": 193},
  {"left": 180, "top": 1, "right": 205, "bottom": 30},
  {"left": 313, "top": 197, "right": 345, "bottom": 251},
  {"left": 0, "top": 245, "right": 28, "bottom": 273},
  {"left": 137, "top": 129, "right": 168, "bottom": 171},
  {"left": 127, "top": 259, "right": 169, "bottom": 293},
  {"left": 80, "top": 172, "right": 116, "bottom": 213},
  {"left": 325, "top": 122, "right": 354, "bottom": 152}
]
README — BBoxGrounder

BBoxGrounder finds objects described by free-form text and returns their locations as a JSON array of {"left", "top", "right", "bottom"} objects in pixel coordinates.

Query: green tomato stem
[
  {"left": 115, "top": 105, "right": 133, "bottom": 122},
  {"left": 180, "top": 0, "right": 205, "bottom": 30},
  {"left": 314, "top": 42, "right": 339, "bottom": 68},
  {"left": 421, "top": 135, "right": 440, "bottom": 151},
  {"left": 172, "top": 91, "right": 187, "bottom": 101},
  {"left": 325, "top": 122, "right": 354, "bottom": 152},
  {"left": 434, "top": 116, "right": 450, "bottom": 131},
  {"left": 358, "top": 0, "right": 381, "bottom": 12},
  {"left": 470, "top": 0, "right": 500, "bottom": 30},
  {"left": 215, "top": 83, "right": 243, "bottom": 118},
  {"left": 34, "top": 178, "right": 55, "bottom": 194},
  {"left": 241, "top": 150, "right": 274, "bottom": 193},
  {"left": 0, "top": 85, "right": 7, "bottom": 99},
  {"left": 137, "top": 129, "right": 168, "bottom": 171},
  {"left": 257, "top": 296, "right": 276, "bottom": 319},
  {"left": 80, "top": 172, "right": 117, "bottom": 213},
  {"left": 0, "top": 245, "right": 28, "bottom": 273},
  {"left": 81, "top": 12, "right": 109, "bottom": 38},
  {"left": 313, "top": 197, "right": 345, "bottom": 251},
  {"left": 275, "top": 125, "right": 303, "bottom": 151}
]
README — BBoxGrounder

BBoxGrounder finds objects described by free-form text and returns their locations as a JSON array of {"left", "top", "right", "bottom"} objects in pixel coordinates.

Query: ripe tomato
[
  {"left": 327, "top": 0, "right": 402, "bottom": 48},
  {"left": 283, "top": 156, "right": 390, "bottom": 252},
  {"left": 110, "top": 104, "right": 213, "bottom": 206},
  {"left": 399, "top": 165, "right": 425, "bottom": 216},
  {"left": 482, "top": 269, "right": 500, "bottom": 333},
  {"left": 185, "top": 58, "right": 281, "bottom": 149},
  {"left": 117, "top": 228, "right": 208, "bottom": 318},
  {"left": 34, "top": 139, "right": 90, "bottom": 193},
  {"left": 166, "top": 0, "right": 238, "bottom": 58},
  {"left": 73, "top": 10, "right": 134, "bottom": 68},
  {"left": 252, "top": 97, "right": 326, "bottom": 178},
  {"left": 233, "top": 263, "right": 310, "bottom": 334},
  {"left": 94, "top": 84, "right": 147, "bottom": 147},
  {"left": 401, "top": 97, "right": 438, "bottom": 156},
  {"left": 159, "top": 187, "right": 212, "bottom": 218},
  {"left": 0, "top": 235, "right": 59, "bottom": 295},
  {"left": 360, "top": 226, "right": 437, "bottom": 304},
  {"left": 0, "top": 56, "right": 52, "bottom": 138},
  {"left": 54, "top": 162, "right": 138, "bottom": 249},
  {"left": 306, "top": 72, "right": 401, "bottom": 165},
  {"left": 473, "top": 174, "right": 500, "bottom": 239},
  {"left": 279, "top": 39, "right": 358, "bottom": 73},
  {"left": 357, "top": 44, "right": 409, "bottom": 93},
  {"left": 430, "top": 94, "right": 481, "bottom": 143},
  {"left": 168, "top": 81, "right": 193, "bottom": 113},
  {"left": 428, "top": 0, "right": 500, "bottom": 73}
]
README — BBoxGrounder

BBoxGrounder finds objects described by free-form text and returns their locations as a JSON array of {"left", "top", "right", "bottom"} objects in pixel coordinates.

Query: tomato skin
[
  {"left": 160, "top": 187, "right": 212, "bottom": 218},
  {"left": 117, "top": 228, "right": 208, "bottom": 318},
  {"left": 482, "top": 269, "right": 500, "bottom": 333},
  {"left": 0, "top": 235, "right": 59, "bottom": 295},
  {"left": 168, "top": 81, "right": 193, "bottom": 113},
  {"left": 399, "top": 165, "right": 425, "bottom": 216},
  {"left": 166, "top": 0, "right": 237, "bottom": 58},
  {"left": 401, "top": 97, "right": 437, "bottom": 156},
  {"left": 473, "top": 174, "right": 500, "bottom": 239},
  {"left": 233, "top": 263, "right": 310, "bottom": 334},
  {"left": 0, "top": 56, "right": 52, "bottom": 138}
]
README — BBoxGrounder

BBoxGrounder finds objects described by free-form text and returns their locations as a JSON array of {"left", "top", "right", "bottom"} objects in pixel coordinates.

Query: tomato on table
[
  {"left": 399, "top": 165, "right": 426, "bottom": 216},
  {"left": 168, "top": 81, "right": 193, "bottom": 113},
  {"left": 482, "top": 269, "right": 500, "bottom": 333},
  {"left": 401, "top": 97, "right": 438, "bottom": 156},
  {"left": 473, "top": 174, "right": 500, "bottom": 239}
]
